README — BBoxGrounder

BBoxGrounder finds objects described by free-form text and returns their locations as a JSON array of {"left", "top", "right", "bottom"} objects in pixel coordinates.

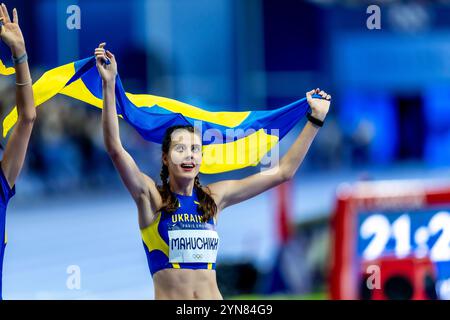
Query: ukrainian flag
[{"left": 1, "top": 56, "right": 312, "bottom": 174}]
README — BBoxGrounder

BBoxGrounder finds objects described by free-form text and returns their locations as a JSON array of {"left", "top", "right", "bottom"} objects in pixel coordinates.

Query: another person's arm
[
  {"left": 95, "top": 43, "right": 161, "bottom": 228},
  {"left": 0, "top": 4, "right": 36, "bottom": 188},
  {"left": 208, "top": 88, "right": 331, "bottom": 212}
]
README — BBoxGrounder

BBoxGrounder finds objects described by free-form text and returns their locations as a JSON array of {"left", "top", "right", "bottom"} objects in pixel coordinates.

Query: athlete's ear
[{"left": 162, "top": 153, "right": 168, "bottom": 166}]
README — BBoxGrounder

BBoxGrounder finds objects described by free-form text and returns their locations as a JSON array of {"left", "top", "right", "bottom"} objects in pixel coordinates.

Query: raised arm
[
  {"left": 0, "top": 5, "right": 36, "bottom": 188},
  {"left": 95, "top": 43, "right": 161, "bottom": 228},
  {"left": 208, "top": 88, "right": 331, "bottom": 212}
]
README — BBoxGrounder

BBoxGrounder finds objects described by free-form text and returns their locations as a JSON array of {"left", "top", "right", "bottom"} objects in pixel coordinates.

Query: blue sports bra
[{"left": 141, "top": 188, "right": 219, "bottom": 276}]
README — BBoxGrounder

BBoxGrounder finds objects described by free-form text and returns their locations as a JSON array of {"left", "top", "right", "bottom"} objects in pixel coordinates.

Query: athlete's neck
[{"left": 169, "top": 177, "right": 195, "bottom": 196}]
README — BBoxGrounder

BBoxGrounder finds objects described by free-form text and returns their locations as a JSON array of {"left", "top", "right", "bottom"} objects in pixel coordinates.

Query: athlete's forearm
[
  {"left": 101, "top": 79, "right": 123, "bottom": 154},
  {"left": 279, "top": 121, "right": 319, "bottom": 180},
  {"left": 13, "top": 44, "right": 35, "bottom": 123}
]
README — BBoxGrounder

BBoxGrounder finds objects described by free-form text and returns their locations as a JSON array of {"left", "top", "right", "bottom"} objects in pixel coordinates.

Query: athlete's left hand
[
  {"left": 0, "top": 4, "right": 25, "bottom": 57},
  {"left": 95, "top": 42, "right": 118, "bottom": 84},
  {"left": 306, "top": 88, "right": 331, "bottom": 122}
]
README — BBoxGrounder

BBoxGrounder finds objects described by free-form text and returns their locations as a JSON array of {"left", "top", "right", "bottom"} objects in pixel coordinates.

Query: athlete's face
[{"left": 164, "top": 129, "right": 202, "bottom": 180}]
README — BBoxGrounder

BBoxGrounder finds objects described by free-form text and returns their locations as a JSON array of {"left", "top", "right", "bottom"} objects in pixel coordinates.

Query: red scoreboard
[{"left": 330, "top": 180, "right": 450, "bottom": 300}]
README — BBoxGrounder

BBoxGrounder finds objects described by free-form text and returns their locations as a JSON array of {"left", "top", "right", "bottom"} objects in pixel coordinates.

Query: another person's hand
[
  {"left": 306, "top": 88, "right": 331, "bottom": 122},
  {"left": 0, "top": 4, "right": 25, "bottom": 57},
  {"left": 95, "top": 42, "right": 118, "bottom": 83}
]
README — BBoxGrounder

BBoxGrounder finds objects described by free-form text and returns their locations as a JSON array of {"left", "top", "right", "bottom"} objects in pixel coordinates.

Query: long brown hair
[{"left": 156, "top": 125, "right": 217, "bottom": 222}]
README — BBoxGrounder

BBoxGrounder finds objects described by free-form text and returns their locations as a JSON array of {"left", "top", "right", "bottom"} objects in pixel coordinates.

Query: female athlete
[{"left": 94, "top": 42, "right": 331, "bottom": 299}]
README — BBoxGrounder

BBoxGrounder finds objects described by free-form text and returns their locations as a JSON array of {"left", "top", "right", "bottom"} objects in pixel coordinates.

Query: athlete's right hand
[
  {"left": 95, "top": 42, "right": 117, "bottom": 83},
  {"left": 0, "top": 4, "right": 26, "bottom": 57}
]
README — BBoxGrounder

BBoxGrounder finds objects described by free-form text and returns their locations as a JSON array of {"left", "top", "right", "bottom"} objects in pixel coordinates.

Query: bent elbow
[
  {"left": 107, "top": 147, "right": 121, "bottom": 161},
  {"left": 104, "top": 140, "right": 122, "bottom": 158},
  {"left": 18, "top": 113, "right": 36, "bottom": 125},
  {"left": 281, "top": 169, "right": 295, "bottom": 182}
]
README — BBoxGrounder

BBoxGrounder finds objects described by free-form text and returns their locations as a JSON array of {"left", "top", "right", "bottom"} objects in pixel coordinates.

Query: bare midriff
[{"left": 153, "top": 268, "right": 223, "bottom": 300}]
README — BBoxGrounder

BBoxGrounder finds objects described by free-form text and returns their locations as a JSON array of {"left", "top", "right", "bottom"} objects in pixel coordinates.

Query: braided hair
[{"left": 156, "top": 125, "right": 217, "bottom": 222}]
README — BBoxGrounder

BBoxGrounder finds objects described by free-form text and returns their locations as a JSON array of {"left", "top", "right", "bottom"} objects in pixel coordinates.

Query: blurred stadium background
[{"left": 1, "top": 0, "right": 450, "bottom": 299}]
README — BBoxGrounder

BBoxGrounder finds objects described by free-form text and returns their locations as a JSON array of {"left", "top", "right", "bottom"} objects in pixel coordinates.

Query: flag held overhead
[{"left": 0, "top": 56, "right": 311, "bottom": 174}]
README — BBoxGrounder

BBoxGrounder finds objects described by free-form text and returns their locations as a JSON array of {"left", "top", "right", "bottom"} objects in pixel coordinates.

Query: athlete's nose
[
  {"left": 185, "top": 148, "right": 194, "bottom": 159},
  {"left": 184, "top": 153, "right": 194, "bottom": 163}
]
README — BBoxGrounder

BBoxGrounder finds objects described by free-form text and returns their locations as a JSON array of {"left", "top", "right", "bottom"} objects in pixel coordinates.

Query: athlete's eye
[
  {"left": 192, "top": 145, "right": 201, "bottom": 153},
  {"left": 174, "top": 145, "right": 185, "bottom": 152}
]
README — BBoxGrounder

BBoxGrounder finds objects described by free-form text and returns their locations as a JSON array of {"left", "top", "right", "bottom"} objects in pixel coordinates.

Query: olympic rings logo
[{"left": 192, "top": 254, "right": 203, "bottom": 260}]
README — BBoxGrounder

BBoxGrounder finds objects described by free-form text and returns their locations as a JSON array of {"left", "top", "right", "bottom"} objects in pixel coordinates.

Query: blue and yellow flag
[{"left": 0, "top": 57, "right": 312, "bottom": 174}]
